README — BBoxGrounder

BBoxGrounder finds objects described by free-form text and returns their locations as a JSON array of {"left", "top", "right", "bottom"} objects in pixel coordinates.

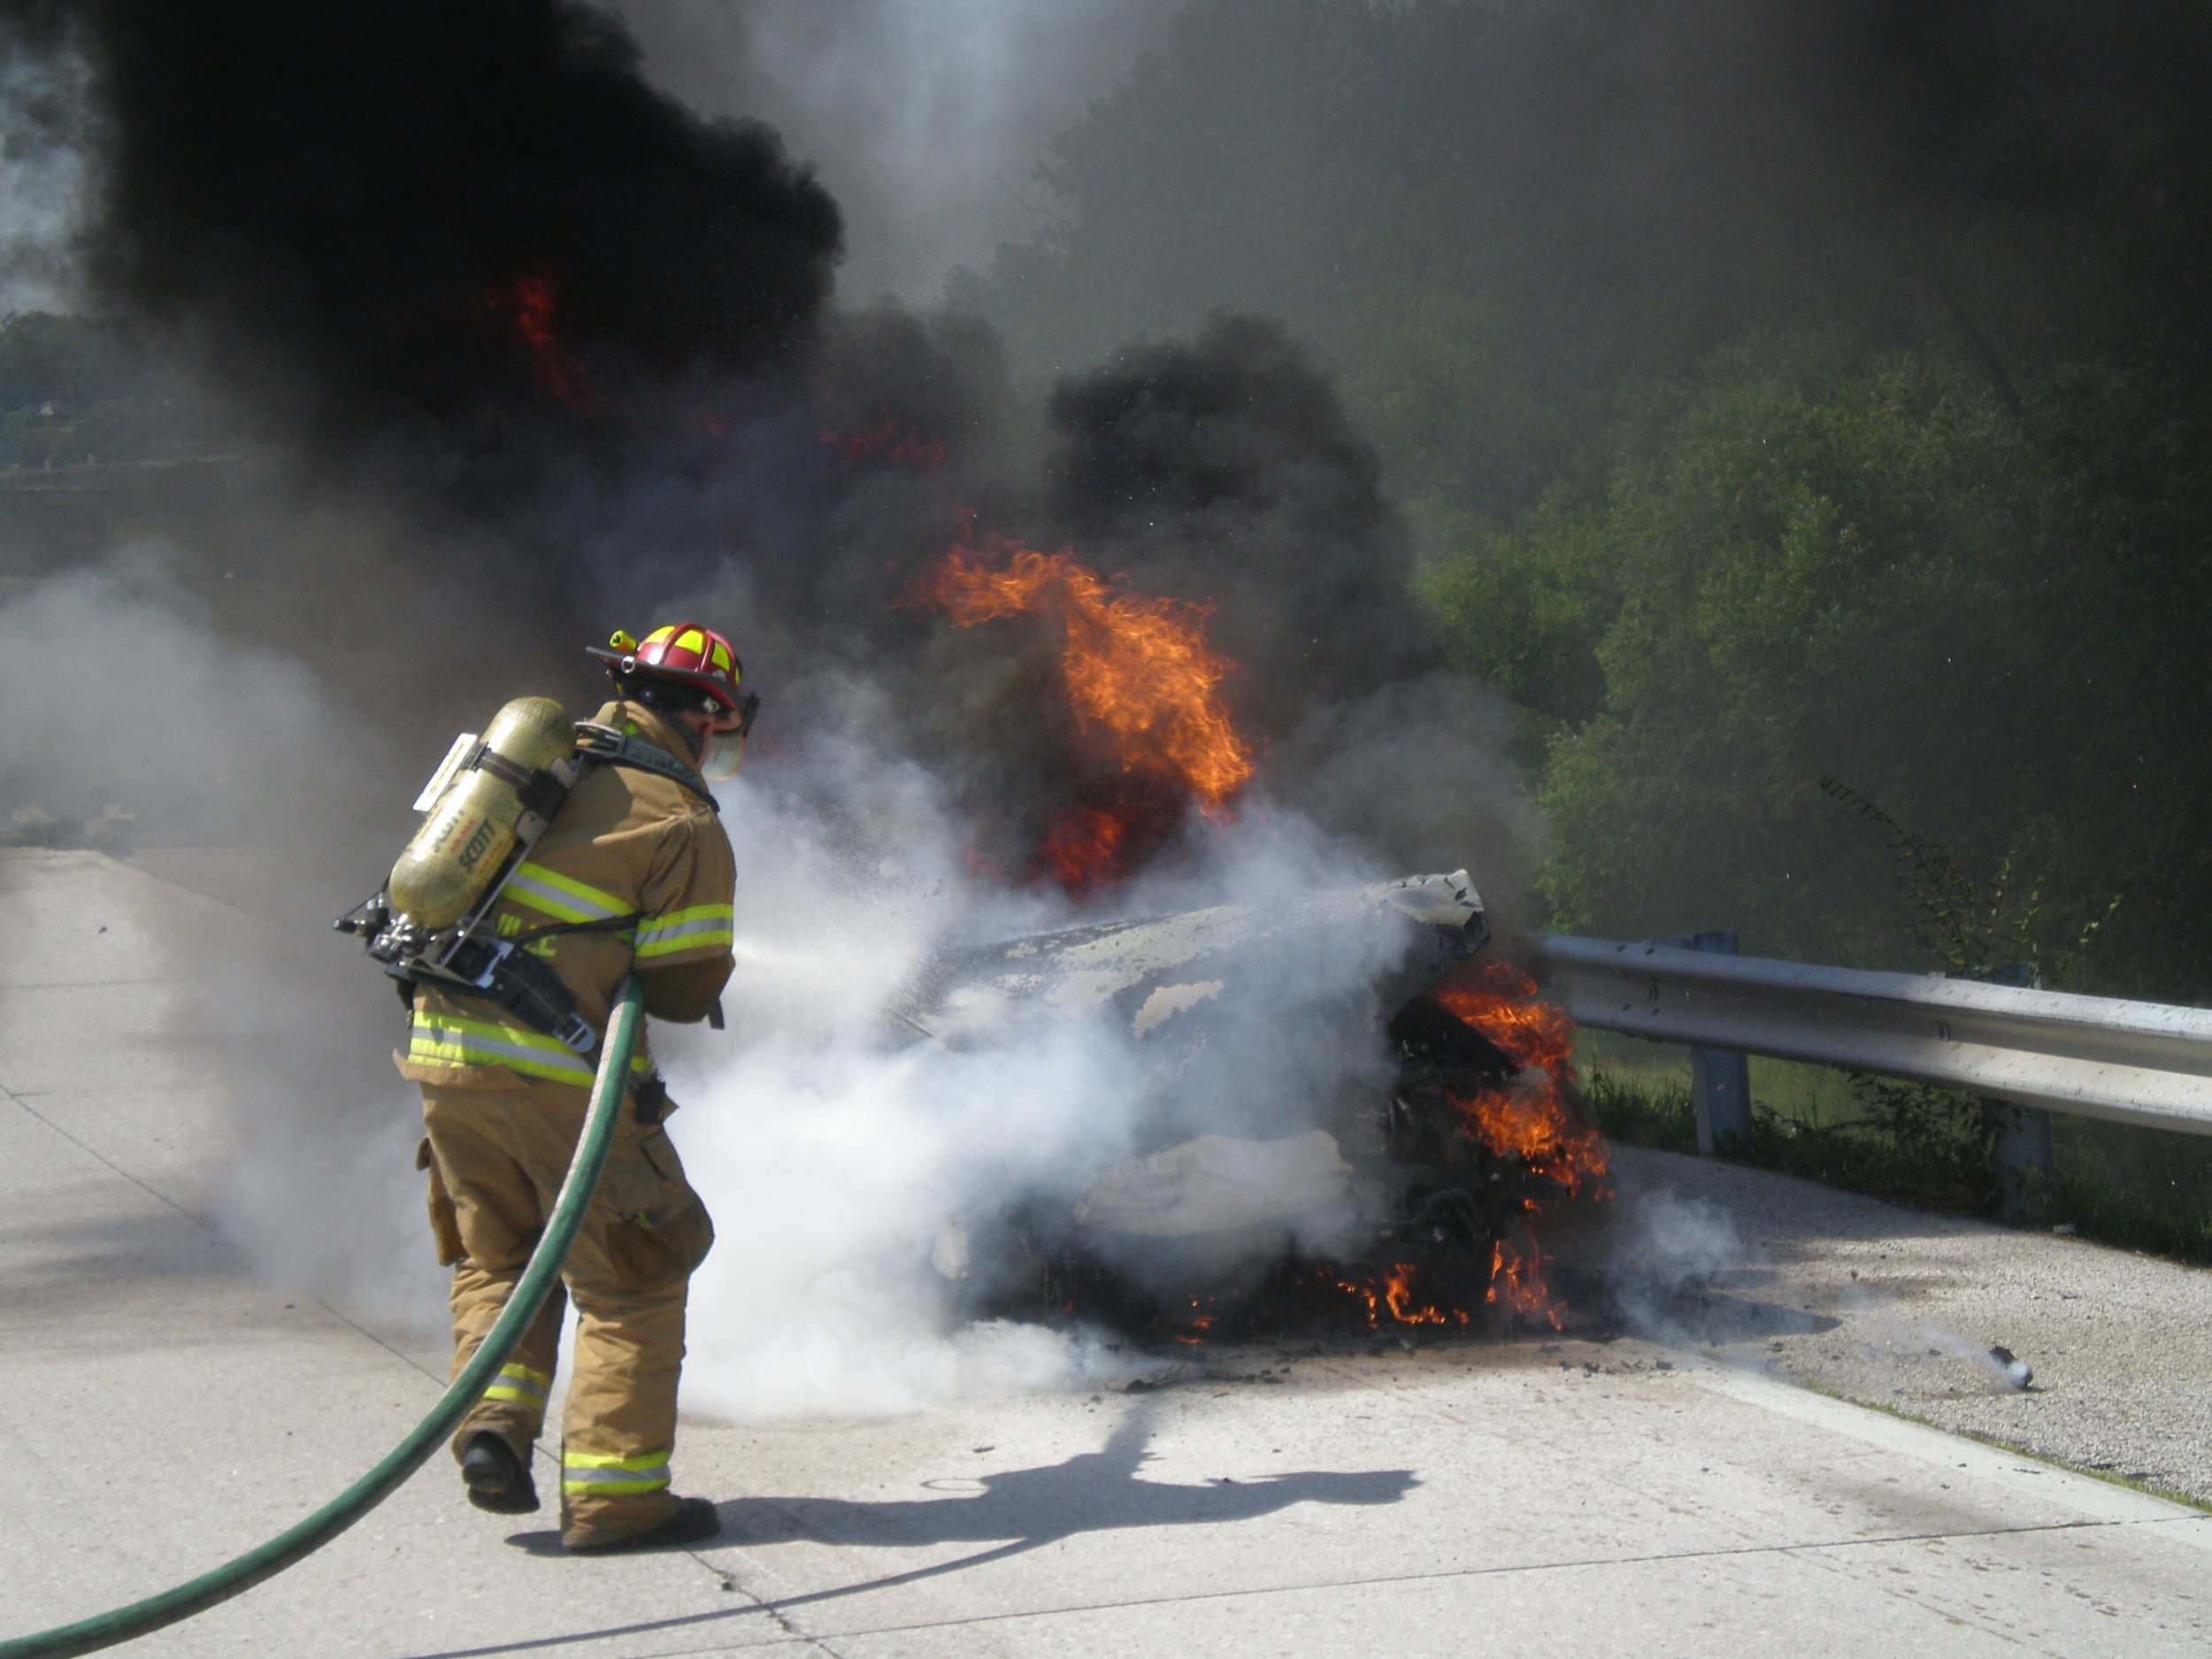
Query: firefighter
[{"left": 400, "top": 623, "right": 749, "bottom": 1552}]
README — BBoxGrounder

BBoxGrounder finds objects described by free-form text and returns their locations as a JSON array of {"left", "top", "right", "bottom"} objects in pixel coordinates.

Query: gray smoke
[
  {"left": 609, "top": 0, "right": 1179, "bottom": 304},
  {"left": 1603, "top": 1187, "right": 1751, "bottom": 1346},
  {"left": 1268, "top": 673, "right": 1547, "bottom": 935},
  {"left": 0, "top": 27, "right": 88, "bottom": 313},
  {"left": 0, "top": 554, "right": 445, "bottom": 1330}
]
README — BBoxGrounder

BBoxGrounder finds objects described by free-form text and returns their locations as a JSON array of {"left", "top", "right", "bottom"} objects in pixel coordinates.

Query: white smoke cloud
[
  {"left": 0, "top": 554, "right": 359, "bottom": 848},
  {"left": 671, "top": 1018, "right": 1152, "bottom": 1417},
  {"left": 656, "top": 678, "right": 1409, "bottom": 1418},
  {"left": 0, "top": 35, "right": 90, "bottom": 314},
  {"left": 1603, "top": 1187, "right": 1749, "bottom": 1342}
]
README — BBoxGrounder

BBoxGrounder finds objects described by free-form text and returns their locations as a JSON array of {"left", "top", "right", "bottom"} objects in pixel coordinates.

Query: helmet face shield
[
  {"left": 700, "top": 728, "right": 748, "bottom": 781},
  {"left": 698, "top": 690, "right": 759, "bottom": 782}
]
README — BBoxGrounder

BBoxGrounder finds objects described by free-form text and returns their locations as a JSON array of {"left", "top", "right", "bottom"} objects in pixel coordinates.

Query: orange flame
[
  {"left": 1436, "top": 963, "right": 1610, "bottom": 1329},
  {"left": 1167, "top": 1300, "right": 1217, "bottom": 1345},
  {"left": 1434, "top": 964, "right": 1576, "bottom": 1072},
  {"left": 1486, "top": 1233, "right": 1562, "bottom": 1330},
  {"left": 488, "top": 269, "right": 593, "bottom": 404},
  {"left": 1435, "top": 963, "right": 1609, "bottom": 1203},
  {"left": 1336, "top": 1263, "right": 1471, "bottom": 1330},
  {"left": 916, "top": 533, "right": 1254, "bottom": 811},
  {"left": 1038, "top": 803, "right": 1133, "bottom": 894}
]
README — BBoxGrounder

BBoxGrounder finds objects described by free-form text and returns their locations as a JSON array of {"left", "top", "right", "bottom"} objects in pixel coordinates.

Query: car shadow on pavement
[{"left": 434, "top": 1402, "right": 1415, "bottom": 1659}]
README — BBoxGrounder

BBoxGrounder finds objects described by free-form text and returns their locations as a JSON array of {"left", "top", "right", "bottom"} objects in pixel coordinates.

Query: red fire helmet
[{"left": 588, "top": 623, "right": 745, "bottom": 713}]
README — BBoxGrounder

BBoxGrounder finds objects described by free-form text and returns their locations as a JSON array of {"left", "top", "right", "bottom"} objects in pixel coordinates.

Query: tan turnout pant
[{"left": 418, "top": 1079, "right": 714, "bottom": 1548}]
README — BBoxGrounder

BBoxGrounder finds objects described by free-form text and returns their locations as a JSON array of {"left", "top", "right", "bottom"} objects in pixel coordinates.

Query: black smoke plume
[
  {"left": 1044, "top": 315, "right": 1435, "bottom": 739},
  {"left": 80, "top": 0, "right": 841, "bottom": 438}
]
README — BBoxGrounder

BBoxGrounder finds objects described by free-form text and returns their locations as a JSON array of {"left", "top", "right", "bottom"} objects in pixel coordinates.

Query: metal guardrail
[{"left": 1531, "top": 934, "right": 2212, "bottom": 1139}]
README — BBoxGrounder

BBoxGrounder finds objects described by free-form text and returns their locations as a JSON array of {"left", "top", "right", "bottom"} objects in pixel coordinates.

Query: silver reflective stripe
[
  {"left": 424, "top": 1029, "right": 590, "bottom": 1075},
  {"left": 505, "top": 869, "right": 626, "bottom": 922},
  {"left": 639, "top": 914, "right": 728, "bottom": 944}
]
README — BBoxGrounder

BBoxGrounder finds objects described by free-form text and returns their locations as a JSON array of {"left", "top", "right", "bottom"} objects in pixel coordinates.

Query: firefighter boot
[
  {"left": 460, "top": 1430, "right": 541, "bottom": 1515},
  {"left": 565, "top": 1496, "right": 720, "bottom": 1554}
]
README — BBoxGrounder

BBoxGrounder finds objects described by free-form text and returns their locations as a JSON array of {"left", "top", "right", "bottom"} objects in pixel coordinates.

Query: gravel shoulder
[{"left": 1600, "top": 1142, "right": 2212, "bottom": 1505}]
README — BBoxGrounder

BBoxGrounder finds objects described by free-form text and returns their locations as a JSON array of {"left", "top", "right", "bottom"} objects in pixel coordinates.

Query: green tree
[
  {"left": 1460, "top": 334, "right": 2212, "bottom": 995},
  {"left": 1540, "top": 340, "right": 2055, "bottom": 955}
]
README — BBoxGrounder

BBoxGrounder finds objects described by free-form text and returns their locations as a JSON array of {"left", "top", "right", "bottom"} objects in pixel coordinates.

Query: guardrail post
[
  {"left": 1664, "top": 932, "right": 1754, "bottom": 1156},
  {"left": 1986, "top": 1101, "right": 2055, "bottom": 1223},
  {"left": 1966, "top": 963, "right": 2056, "bottom": 1225}
]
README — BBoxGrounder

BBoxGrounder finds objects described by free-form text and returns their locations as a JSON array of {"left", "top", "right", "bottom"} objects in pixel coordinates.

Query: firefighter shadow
[
  {"left": 720, "top": 1402, "right": 1416, "bottom": 1560},
  {"left": 448, "top": 1404, "right": 1414, "bottom": 1659}
]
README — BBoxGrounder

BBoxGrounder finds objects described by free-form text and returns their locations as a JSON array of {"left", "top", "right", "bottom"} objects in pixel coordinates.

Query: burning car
[{"left": 891, "top": 870, "right": 1611, "bottom": 1341}]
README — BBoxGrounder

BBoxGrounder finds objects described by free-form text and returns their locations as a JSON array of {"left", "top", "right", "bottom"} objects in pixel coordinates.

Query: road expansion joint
[
  {"left": 687, "top": 1553, "right": 841, "bottom": 1656},
  {"left": 2, "top": 1079, "right": 219, "bottom": 1232},
  {"left": 718, "top": 1514, "right": 2198, "bottom": 1648}
]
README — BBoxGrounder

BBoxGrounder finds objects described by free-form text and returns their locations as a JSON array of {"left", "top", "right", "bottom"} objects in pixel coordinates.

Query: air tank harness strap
[
  {"left": 572, "top": 722, "right": 718, "bottom": 810},
  {"left": 387, "top": 935, "right": 593, "bottom": 1052},
  {"left": 509, "top": 910, "right": 645, "bottom": 948},
  {"left": 391, "top": 912, "right": 673, "bottom": 1122},
  {"left": 462, "top": 740, "right": 572, "bottom": 820},
  {"left": 386, "top": 908, "right": 642, "bottom": 1045}
]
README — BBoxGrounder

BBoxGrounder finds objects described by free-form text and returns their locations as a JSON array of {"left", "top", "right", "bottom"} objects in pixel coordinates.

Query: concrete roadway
[{"left": 3, "top": 848, "right": 2208, "bottom": 1657}]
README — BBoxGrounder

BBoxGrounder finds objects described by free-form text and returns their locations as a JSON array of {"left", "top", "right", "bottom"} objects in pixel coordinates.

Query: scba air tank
[{"left": 389, "top": 697, "right": 578, "bottom": 929}]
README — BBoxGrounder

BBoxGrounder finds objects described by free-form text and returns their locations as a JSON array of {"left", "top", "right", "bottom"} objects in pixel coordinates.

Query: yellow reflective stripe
[
  {"left": 560, "top": 1472, "right": 670, "bottom": 1495},
  {"left": 561, "top": 1447, "right": 671, "bottom": 1494},
  {"left": 484, "top": 1363, "right": 551, "bottom": 1405},
  {"left": 634, "top": 903, "right": 733, "bottom": 960},
  {"left": 408, "top": 1014, "right": 595, "bottom": 1086},
  {"left": 411, "top": 1012, "right": 652, "bottom": 1083},
  {"left": 505, "top": 861, "right": 629, "bottom": 925},
  {"left": 563, "top": 1448, "right": 671, "bottom": 1471}
]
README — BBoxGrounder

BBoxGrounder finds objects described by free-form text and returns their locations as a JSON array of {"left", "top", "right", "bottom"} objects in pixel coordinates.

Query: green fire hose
[{"left": 0, "top": 979, "right": 647, "bottom": 1659}]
